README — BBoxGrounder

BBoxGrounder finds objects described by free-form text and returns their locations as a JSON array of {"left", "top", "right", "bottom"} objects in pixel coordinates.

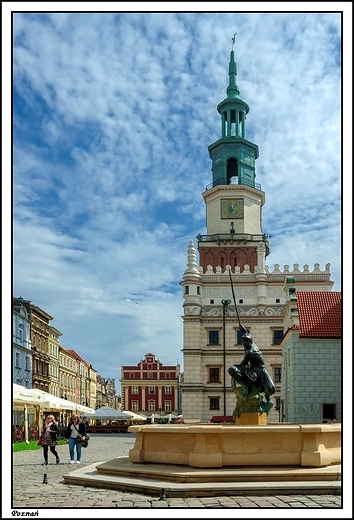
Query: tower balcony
[
  {"left": 205, "top": 177, "right": 261, "bottom": 191},
  {"left": 197, "top": 233, "right": 270, "bottom": 254}
]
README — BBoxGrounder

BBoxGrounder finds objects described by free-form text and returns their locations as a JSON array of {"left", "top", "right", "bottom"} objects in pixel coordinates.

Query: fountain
[
  {"left": 127, "top": 324, "right": 340, "bottom": 472},
  {"left": 64, "top": 321, "right": 341, "bottom": 496},
  {"left": 64, "top": 270, "right": 340, "bottom": 496}
]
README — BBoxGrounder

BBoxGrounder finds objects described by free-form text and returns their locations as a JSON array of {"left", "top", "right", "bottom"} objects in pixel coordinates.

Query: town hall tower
[{"left": 180, "top": 46, "right": 333, "bottom": 423}]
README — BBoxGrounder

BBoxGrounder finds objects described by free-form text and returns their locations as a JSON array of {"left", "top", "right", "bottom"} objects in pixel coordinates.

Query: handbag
[
  {"left": 77, "top": 434, "right": 89, "bottom": 448},
  {"left": 73, "top": 424, "right": 90, "bottom": 444},
  {"left": 37, "top": 436, "right": 43, "bottom": 446},
  {"left": 77, "top": 434, "right": 90, "bottom": 443}
]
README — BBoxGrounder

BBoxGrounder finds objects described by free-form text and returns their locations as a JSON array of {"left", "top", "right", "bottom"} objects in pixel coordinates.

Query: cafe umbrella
[
  {"left": 86, "top": 407, "right": 133, "bottom": 420},
  {"left": 122, "top": 411, "right": 147, "bottom": 422},
  {"left": 13, "top": 384, "right": 95, "bottom": 441}
]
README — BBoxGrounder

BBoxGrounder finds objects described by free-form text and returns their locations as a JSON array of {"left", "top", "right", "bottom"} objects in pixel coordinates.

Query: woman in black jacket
[
  {"left": 41, "top": 415, "right": 60, "bottom": 465},
  {"left": 65, "top": 414, "right": 87, "bottom": 464}
]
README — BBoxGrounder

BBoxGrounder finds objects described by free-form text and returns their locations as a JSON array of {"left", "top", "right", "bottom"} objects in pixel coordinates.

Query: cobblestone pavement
[{"left": 8, "top": 433, "right": 344, "bottom": 516}]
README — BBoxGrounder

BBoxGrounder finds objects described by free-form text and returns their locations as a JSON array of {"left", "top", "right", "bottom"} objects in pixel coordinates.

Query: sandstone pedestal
[
  {"left": 128, "top": 423, "right": 341, "bottom": 469},
  {"left": 236, "top": 412, "right": 267, "bottom": 425},
  {"left": 63, "top": 423, "right": 341, "bottom": 497}
]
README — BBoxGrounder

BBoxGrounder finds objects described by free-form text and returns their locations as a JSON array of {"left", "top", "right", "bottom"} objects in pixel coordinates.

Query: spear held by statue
[{"left": 228, "top": 267, "right": 248, "bottom": 335}]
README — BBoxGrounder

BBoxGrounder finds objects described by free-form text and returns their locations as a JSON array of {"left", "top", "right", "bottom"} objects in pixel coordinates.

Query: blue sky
[{"left": 5, "top": 7, "right": 348, "bottom": 387}]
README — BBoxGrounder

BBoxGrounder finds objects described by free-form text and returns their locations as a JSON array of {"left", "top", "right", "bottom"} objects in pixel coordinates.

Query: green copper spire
[
  {"left": 216, "top": 47, "right": 250, "bottom": 140},
  {"left": 226, "top": 50, "right": 240, "bottom": 99},
  {"left": 207, "top": 42, "right": 259, "bottom": 190}
]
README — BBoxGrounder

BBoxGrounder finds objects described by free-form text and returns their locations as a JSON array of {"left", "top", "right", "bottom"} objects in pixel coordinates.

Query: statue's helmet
[{"left": 241, "top": 333, "right": 253, "bottom": 343}]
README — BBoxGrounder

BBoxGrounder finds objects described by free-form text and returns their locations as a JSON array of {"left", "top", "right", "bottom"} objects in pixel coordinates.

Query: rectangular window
[
  {"left": 236, "top": 330, "right": 244, "bottom": 344},
  {"left": 132, "top": 386, "right": 138, "bottom": 394},
  {"left": 273, "top": 330, "right": 284, "bottom": 345},
  {"left": 197, "top": 286, "right": 200, "bottom": 295},
  {"left": 148, "top": 401, "right": 155, "bottom": 411},
  {"left": 149, "top": 386, "right": 155, "bottom": 394},
  {"left": 165, "top": 401, "right": 172, "bottom": 411},
  {"left": 209, "top": 331, "right": 219, "bottom": 345},
  {"left": 323, "top": 403, "right": 336, "bottom": 422},
  {"left": 132, "top": 401, "right": 138, "bottom": 411},
  {"left": 289, "top": 288, "right": 296, "bottom": 300},
  {"left": 15, "top": 352, "right": 20, "bottom": 368},
  {"left": 165, "top": 386, "right": 171, "bottom": 394},
  {"left": 274, "top": 367, "right": 281, "bottom": 383},
  {"left": 209, "top": 368, "right": 220, "bottom": 383},
  {"left": 209, "top": 397, "right": 220, "bottom": 410},
  {"left": 184, "top": 286, "right": 189, "bottom": 295},
  {"left": 147, "top": 373, "right": 153, "bottom": 378}
]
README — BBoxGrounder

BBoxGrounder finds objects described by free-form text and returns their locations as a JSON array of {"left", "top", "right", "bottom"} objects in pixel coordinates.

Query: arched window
[{"left": 227, "top": 158, "right": 238, "bottom": 184}]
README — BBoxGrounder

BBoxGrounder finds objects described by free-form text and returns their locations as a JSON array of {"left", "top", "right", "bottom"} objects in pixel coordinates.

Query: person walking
[
  {"left": 41, "top": 414, "right": 60, "bottom": 465},
  {"left": 65, "top": 414, "right": 87, "bottom": 464}
]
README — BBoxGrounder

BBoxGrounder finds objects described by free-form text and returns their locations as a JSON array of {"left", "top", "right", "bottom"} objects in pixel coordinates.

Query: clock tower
[
  {"left": 180, "top": 43, "right": 334, "bottom": 424},
  {"left": 200, "top": 48, "right": 268, "bottom": 274}
]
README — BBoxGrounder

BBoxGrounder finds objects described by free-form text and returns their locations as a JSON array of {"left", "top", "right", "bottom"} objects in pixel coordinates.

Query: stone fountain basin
[{"left": 128, "top": 423, "right": 341, "bottom": 469}]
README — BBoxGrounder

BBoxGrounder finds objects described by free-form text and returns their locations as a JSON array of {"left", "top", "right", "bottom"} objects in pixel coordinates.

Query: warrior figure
[{"left": 228, "top": 325, "right": 276, "bottom": 401}]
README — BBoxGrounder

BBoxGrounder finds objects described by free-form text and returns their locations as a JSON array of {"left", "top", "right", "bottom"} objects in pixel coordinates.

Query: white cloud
[{"left": 7, "top": 9, "right": 344, "bottom": 384}]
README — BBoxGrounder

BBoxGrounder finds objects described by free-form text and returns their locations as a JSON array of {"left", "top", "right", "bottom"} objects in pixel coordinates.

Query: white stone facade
[{"left": 181, "top": 252, "right": 333, "bottom": 423}]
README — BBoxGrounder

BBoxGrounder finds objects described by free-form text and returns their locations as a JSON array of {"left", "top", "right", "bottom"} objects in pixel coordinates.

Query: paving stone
[
  {"left": 9, "top": 433, "right": 343, "bottom": 511},
  {"left": 115, "top": 502, "right": 134, "bottom": 507}
]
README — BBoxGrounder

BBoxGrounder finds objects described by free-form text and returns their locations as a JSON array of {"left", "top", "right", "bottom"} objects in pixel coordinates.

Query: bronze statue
[
  {"left": 227, "top": 268, "right": 276, "bottom": 417},
  {"left": 228, "top": 325, "right": 276, "bottom": 401}
]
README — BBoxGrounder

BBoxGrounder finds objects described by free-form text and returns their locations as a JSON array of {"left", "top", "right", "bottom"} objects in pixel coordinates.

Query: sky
[
  {"left": 5, "top": 6, "right": 349, "bottom": 387},
  {"left": 3, "top": 4, "right": 352, "bottom": 519}
]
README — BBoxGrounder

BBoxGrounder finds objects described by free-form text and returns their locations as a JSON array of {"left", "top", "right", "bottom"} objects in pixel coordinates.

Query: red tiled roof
[
  {"left": 296, "top": 291, "right": 341, "bottom": 338},
  {"left": 66, "top": 349, "right": 89, "bottom": 364}
]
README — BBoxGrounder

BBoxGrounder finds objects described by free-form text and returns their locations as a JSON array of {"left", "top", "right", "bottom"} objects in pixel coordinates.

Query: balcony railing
[
  {"left": 197, "top": 233, "right": 270, "bottom": 244},
  {"left": 205, "top": 177, "right": 261, "bottom": 191}
]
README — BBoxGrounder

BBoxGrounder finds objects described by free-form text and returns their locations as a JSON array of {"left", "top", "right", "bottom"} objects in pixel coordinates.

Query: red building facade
[{"left": 120, "top": 353, "right": 180, "bottom": 415}]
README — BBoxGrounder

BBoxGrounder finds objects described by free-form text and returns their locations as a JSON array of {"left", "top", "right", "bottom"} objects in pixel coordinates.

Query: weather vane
[{"left": 231, "top": 32, "right": 237, "bottom": 49}]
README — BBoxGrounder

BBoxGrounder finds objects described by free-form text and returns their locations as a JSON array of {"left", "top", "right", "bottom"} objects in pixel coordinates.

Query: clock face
[{"left": 221, "top": 198, "right": 244, "bottom": 219}]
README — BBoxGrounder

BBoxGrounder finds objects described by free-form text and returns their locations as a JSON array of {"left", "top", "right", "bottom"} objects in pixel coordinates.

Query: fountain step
[{"left": 63, "top": 457, "right": 341, "bottom": 498}]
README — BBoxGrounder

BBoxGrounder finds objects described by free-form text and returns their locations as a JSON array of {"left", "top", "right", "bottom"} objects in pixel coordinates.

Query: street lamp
[
  {"left": 280, "top": 399, "right": 284, "bottom": 423},
  {"left": 221, "top": 299, "right": 231, "bottom": 416}
]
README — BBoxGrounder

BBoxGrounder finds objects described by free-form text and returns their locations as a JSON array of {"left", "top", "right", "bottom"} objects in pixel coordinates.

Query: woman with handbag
[
  {"left": 65, "top": 414, "right": 87, "bottom": 464},
  {"left": 40, "top": 415, "right": 60, "bottom": 465}
]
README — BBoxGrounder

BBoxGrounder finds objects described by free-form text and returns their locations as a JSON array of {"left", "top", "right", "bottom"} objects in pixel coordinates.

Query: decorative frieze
[{"left": 201, "top": 306, "right": 283, "bottom": 317}]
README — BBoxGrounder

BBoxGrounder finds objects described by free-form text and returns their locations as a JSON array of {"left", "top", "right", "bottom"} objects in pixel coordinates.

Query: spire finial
[
  {"left": 227, "top": 39, "right": 239, "bottom": 98},
  {"left": 231, "top": 32, "right": 237, "bottom": 50}
]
